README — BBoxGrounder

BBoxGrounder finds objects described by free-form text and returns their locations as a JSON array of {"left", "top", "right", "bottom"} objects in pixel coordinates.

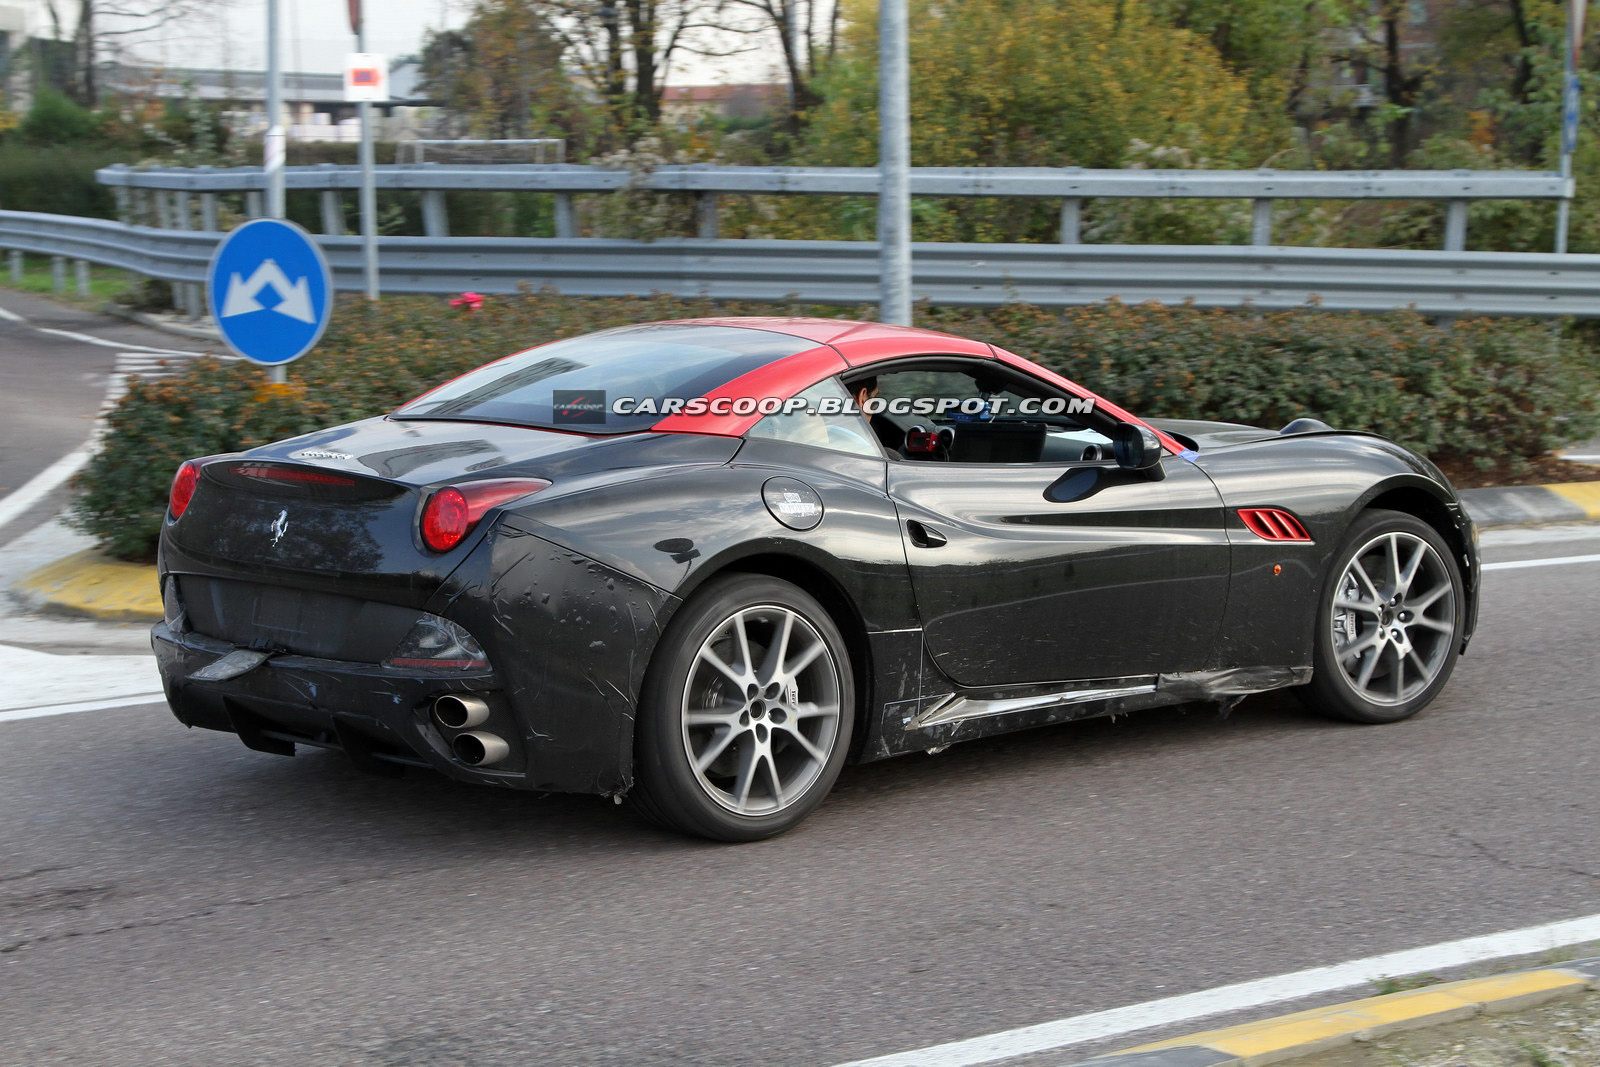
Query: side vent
[{"left": 1239, "top": 507, "right": 1312, "bottom": 542}]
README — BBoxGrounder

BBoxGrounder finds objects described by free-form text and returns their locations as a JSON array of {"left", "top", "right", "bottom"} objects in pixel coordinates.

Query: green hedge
[
  {"left": 74, "top": 294, "right": 1600, "bottom": 560},
  {"left": 0, "top": 144, "right": 121, "bottom": 218}
]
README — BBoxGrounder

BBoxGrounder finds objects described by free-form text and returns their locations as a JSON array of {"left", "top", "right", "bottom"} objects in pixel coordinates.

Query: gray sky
[{"left": 90, "top": 0, "right": 791, "bottom": 83}]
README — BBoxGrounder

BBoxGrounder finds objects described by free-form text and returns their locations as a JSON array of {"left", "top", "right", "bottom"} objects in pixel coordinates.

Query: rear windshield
[{"left": 391, "top": 323, "right": 814, "bottom": 434}]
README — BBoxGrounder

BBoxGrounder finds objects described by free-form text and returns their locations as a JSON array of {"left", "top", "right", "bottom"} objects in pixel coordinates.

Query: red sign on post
[{"left": 344, "top": 53, "right": 388, "bottom": 102}]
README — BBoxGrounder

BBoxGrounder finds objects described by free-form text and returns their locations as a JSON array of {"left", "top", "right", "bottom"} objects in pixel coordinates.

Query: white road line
[
  {"left": 0, "top": 693, "right": 166, "bottom": 723},
  {"left": 834, "top": 913, "right": 1600, "bottom": 1067},
  {"left": 35, "top": 326, "right": 201, "bottom": 357},
  {"left": 0, "top": 444, "right": 93, "bottom": 534},
  {"left": 0, "top": 304, "right": 25, "bottom": 322},
  {"left": 1558, "top": 454, "right": 1600, "bottom": 461},
  {"left": 1483, "top": 552, "right": 1600, "bottom": 571}
]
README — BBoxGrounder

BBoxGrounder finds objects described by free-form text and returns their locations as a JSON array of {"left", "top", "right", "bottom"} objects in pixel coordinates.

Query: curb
[
  {"left": 100, "top": 302, "right": 223, "bottom": 342},
  {"left": 10, "top": 482, "right": 1600, "bottom": 625},
  {"left": 1065, "top": 959, "right": 1600, "bottom": 1067},
  {"left": 14, "top": 548, "right": 162, "bottom": 621},
  {"left": 1457, "top": 482, "right": 1600, "bottom": 527}
]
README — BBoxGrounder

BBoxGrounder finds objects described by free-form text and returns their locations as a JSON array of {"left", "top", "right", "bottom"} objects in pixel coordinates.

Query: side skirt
[{"left": 860, "top": 664, "right": 1312, "bottom": 761}]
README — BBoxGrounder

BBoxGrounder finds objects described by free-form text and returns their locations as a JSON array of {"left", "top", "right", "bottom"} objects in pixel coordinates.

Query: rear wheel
[
  {"left": 631, "top": 575, "right": 854, "bottom": 841},
  {"left": 1301, "top": 509, "right": 1463, "bottom": 724}
]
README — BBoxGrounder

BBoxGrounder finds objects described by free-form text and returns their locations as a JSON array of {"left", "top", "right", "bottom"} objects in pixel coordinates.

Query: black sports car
[{"left": 153, "top": 318, "right": 1479, "bottom": 840}]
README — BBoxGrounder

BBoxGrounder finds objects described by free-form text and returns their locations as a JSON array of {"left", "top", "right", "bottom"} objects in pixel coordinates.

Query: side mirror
[{"left": 1111, "top": 424, "right": 1165, "bottom": 479}]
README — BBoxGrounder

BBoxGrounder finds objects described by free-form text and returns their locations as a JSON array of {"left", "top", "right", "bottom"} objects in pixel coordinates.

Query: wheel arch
[
  {"left": 675, "top": 549, "right": 876, "bottom": 763},
  {"left": 1358, "top": 480, "right": 1471, "bottom": 579}
]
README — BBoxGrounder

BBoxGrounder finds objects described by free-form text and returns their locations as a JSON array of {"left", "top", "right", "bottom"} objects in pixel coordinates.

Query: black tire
[
  {"left": 631, "top": 574, "right": 855, "bottom": 841},
  {"left": 1300, "top": 508, "right": 1464, "bottom": 724}
]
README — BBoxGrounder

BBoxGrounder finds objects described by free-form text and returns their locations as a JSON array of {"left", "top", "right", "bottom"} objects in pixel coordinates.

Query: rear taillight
[
  {"left": 420, "top": 478, "right": 551, "bottom": 552},
  {"left": 169, "top": 461, "right": 201, "bottom": 519}
]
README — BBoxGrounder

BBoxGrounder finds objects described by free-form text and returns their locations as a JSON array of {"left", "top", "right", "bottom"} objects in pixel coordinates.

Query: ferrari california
[{"left": 153, "top": 318, "right": 1479, "bottom": 840}]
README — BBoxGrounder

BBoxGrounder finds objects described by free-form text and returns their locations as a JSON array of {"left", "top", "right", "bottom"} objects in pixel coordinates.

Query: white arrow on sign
[{"left": 220, "top": 259, "right": 317, "bottom": 323}]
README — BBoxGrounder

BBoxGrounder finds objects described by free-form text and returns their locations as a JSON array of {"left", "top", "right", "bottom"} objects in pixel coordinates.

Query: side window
[
  {"left": 746, "top": 378, "right": 882, "bottom": 458},
  {"left": 861, "top": 362, "right": 1116, "bottom": 465}
]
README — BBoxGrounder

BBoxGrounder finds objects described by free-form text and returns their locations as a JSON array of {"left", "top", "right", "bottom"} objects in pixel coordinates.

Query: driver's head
[{"left": 853, "top": 376, "right": 879, "bottom": 409}]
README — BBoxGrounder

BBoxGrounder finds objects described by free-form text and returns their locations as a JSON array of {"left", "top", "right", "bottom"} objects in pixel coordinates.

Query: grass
[
  {"left": 1369, "top": 973, "right": 1444, "bottom": 996},
  {"left": 0, "top": 253, "right": 135, "bottom": 308}
]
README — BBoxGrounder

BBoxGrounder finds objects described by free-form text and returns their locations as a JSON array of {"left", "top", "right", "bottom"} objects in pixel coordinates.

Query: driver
[{"left": 850, "top": 375, "right": 905, "bottom": 452}]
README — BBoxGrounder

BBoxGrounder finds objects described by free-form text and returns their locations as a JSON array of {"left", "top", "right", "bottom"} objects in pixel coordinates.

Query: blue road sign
[{"left": 206, "top": 218, "right": 333, "bottom": 366}]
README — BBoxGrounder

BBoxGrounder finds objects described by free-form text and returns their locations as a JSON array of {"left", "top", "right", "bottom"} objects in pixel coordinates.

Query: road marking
[
  {"left": 0, "top": 304, "right": 24, "bottom": 322},
  {"left": 1483, "top": 552, "right": 1600, "bottom": 571},
  {"left": 1559, "top": 454, "right": 1600, "bottom": 461},
  {"left": 0, "top": 693, "right": 166, "bottom": 723},
  {"left": 0, "top": 444, "right": 93, "bottom": 534},
  {"left": 832, "top": 913, "right": 1600, "bottom": 1067},
  {"left": 35, "top": 326, "right": 200, "bottom": 356}
]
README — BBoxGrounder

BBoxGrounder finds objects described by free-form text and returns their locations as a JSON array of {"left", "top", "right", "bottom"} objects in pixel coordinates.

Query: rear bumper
[
  {"left": 153, "top": 622, "right": 530, "bottom": 787},
  {"left": 153, "top": 524, "right": 679, "bottom": 796}
]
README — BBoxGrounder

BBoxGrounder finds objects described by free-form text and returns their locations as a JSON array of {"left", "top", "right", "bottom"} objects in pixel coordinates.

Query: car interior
[{"left": 843, "top": 361, "right": 1119, "bottom": 465}]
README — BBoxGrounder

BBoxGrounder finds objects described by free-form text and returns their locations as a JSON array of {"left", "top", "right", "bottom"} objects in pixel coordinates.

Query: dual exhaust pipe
[{"left": 432, "top": 694, "right": 509, "bottom": 767}]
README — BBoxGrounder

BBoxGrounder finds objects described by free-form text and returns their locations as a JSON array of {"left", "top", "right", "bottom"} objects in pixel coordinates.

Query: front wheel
[
  {"left": 631, "top": 575, "right": 854, "bottom": 841},
  {"left": 1301, "top": 509, "right": 1464, "bottom": 724}
]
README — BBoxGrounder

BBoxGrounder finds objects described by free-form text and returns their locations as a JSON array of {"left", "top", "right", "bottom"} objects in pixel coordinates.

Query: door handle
[{"left": 907, "top": 520, "right": 947, "bottom": 548}]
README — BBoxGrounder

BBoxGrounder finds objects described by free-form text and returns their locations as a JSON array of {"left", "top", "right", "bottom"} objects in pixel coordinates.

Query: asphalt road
[
  {"left": 1, "top": 527, "right": 1598, "bottom": 1066},
  {"left": 0, "top": 291, "right": 205, "bottom": 549}
]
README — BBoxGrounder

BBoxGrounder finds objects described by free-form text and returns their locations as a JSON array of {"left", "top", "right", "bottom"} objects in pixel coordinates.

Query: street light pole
[
  {"left": 356, "top": 13, "right": 380, "bottom": 299},
  {"left": 1556, "top": 0, "right": 1586, "bottom": 254},
  {"left": 264, "top": 0, "right": 285, "bottom": 220},
  {"left": 878, "top": 0, "right": 911, "bottom": 325}
]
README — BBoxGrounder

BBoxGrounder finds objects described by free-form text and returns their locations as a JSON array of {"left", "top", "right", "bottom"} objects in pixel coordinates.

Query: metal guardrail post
[
  {"left": 421, "top": 191, "right": 450, "bottom": 237},
  {"left": 201, "top": 193, "right": 219, "bottom": 233},
  {"left": 696, "top": 193, "right": 720, "bottom": 239},
  {"left": 1444, "top": 200, "right": 1468, "bottom": 251},
  {"left": 1252, "top": 199, "right": 1274, "bottom": 246},
  {"left": 8, "top": 250, "right": 21, "bottom": 285},
  {"left": 113, "top": 186, "right": 130, "bottom": 223},
  {"left": 1060, "top": 198, "right": 1081, "bottom": 244},
  {"left": 320, "top": 190, "right": 345, "bottom": 235},
  {"left": 74, "top": 260, "right": 91, "bottom": 298},
  {"left": 553, "top": 194, "right": 577, "bottom": 238},
  {"left": 154, "top": 191, "right": 172, "bottom": 230},
  {"left": 246, "top": 191, "right": 264, "bottom": 219},
  {"left": 51, "top": 256, "right": 65, "bottom": 294}
]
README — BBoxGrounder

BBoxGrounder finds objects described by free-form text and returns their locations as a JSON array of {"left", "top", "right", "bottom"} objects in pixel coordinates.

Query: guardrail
[
  {"left": 96, "top": 163, "right": 1572, "bottom": 247},
  {"left": 6, "top": 210, "right": 1599, "bottom": 318}
]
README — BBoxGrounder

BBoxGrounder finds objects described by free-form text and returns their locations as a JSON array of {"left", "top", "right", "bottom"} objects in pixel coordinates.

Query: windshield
[{"left": 391, "top": 323, "right": 816, "bottom": 433}]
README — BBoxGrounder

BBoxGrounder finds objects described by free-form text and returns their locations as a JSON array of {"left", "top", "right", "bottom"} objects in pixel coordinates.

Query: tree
[
  {"left": 707, "top": 0, "right": 841, "bottom": 129},
  {"left": 39, "top": 0, "right": 221, "bottom": 106},
  {"left": 420, "top": 2, "right": 584, "bottom": 140},
  {"left": 539, "top": 0, "right": 724, "bottom": 134},
  {"left": 807, "top": 0, "right": 1264, "bottom": 170}
]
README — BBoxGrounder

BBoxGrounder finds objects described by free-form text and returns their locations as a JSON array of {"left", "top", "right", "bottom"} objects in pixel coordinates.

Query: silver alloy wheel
[
  {"left": 1330, "top": 530, "right": 1458, "bottom": 706},
  {"left": 680, "top": 604, "right": 843, "bottom": 816}
]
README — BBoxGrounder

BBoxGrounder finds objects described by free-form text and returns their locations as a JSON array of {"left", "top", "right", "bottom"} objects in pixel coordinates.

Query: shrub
[{"left": 73, "top": 293, "right": 1600, "bottom": 560}]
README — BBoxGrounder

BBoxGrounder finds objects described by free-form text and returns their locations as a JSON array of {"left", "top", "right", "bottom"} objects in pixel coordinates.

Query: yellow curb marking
[
  {"left": 1545, "top": 481, "right": 1600, "bottom": 519},
  {"left": 1122, "top": 970, "right": 1587, "bottom": 1061},
  {"left": 17, "top": 549, "right": 161, "bottom": 620}
]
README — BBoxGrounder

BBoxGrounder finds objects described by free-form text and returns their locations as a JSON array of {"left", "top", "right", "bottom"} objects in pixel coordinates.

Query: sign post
[
  {"left": 345, "top": 49, "right": 385, "bottom": 302},
  {"left": 207, "top": 219, "right": 333, "bottom": 375}
]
